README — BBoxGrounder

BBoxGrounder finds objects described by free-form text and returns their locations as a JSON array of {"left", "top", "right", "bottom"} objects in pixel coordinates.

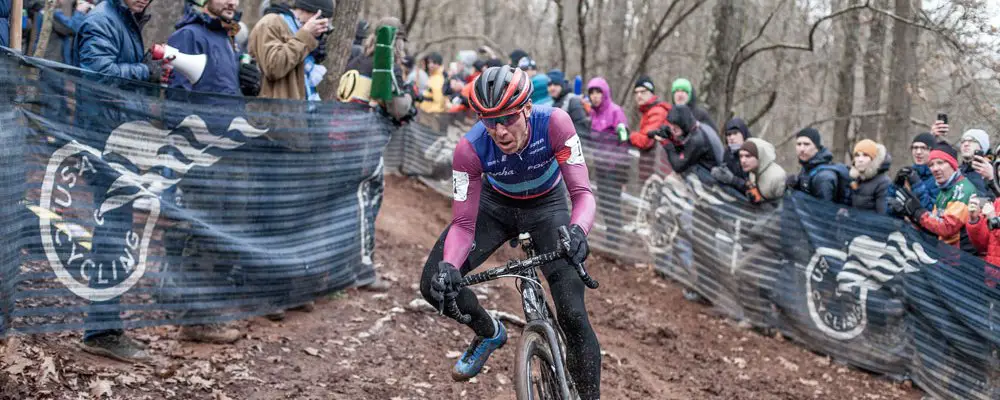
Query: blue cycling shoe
[{"left": 452, "top": 320, "right": 507, "bottom": 381}]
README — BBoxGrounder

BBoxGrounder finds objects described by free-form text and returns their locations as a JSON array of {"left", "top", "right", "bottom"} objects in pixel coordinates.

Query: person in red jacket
[
  {"left": 628, "top": 76, "right": 672, "bottom": 150},
  {"left": 964, "top": 195, "right": 1000, "bottom": 287}
]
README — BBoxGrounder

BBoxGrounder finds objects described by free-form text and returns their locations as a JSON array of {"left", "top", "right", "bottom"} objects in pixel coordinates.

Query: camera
[{"left": 989, "top": 216, "right": 1000, "bottom": 230}]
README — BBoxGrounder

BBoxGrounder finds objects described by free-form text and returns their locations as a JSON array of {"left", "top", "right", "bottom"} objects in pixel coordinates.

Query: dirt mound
[{"left": 0, "top": 175, "right": 921, "bottom": 399}]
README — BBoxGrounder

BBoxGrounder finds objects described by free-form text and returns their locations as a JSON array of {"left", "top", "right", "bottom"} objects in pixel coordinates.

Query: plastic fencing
[
  {"left": 1, "top": 49, "right": 390, "bottom": 335},
  {"left": 385, "top": 111, "right": 1000, "bottom": 400}
]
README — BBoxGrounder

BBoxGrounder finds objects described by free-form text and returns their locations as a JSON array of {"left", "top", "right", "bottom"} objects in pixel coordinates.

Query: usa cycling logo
[
  {"left": 804, "top": 232, "right": 935, "bottom": 340},
  {"left": 35, "top": 116, "right": 267, "bottom": 302}
]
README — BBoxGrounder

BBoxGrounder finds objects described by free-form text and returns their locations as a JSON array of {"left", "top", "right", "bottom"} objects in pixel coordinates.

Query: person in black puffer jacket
[
  {"left": 850, "top": 139, "right": 892, "bottom": 214},
  {"left": 663, "top": 104, "right": 724, "bottom": 183}
]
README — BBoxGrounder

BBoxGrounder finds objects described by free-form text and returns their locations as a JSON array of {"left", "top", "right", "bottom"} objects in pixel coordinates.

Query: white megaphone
[{"left": 150, "top": 44, "right": 207, "bottom": 84}]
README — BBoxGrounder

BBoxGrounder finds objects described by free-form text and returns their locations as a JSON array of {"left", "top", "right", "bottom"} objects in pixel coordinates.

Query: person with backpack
[
  {"left": 785, "top": 128, "right": 852, "bottom": 205},
  {"left": 546, "top": 69, "right": 590, "bottom": 137}
]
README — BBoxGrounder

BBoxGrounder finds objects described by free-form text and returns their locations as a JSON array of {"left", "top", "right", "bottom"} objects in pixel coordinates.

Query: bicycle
[{"left": 440, "top": 226, "right": 600, "bottom": 400}]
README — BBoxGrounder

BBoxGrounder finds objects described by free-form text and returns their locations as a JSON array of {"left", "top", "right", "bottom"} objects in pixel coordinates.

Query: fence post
[{"left": 9, "top": 0, "right": 23, "bottom": 51}]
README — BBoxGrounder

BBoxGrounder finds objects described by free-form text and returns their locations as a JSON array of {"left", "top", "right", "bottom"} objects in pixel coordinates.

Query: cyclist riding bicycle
[{"left": 419, "top": 65, "right": 602, "bottom": 399}]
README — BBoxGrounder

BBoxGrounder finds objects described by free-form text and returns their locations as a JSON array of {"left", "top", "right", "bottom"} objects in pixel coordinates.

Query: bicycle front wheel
[{"left": 515, "top": 330, "right": 565, "bottom": 400}]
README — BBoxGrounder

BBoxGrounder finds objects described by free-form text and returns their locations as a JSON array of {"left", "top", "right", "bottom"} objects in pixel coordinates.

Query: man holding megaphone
[
  {"left": 163, "top": 0, "right": 261, "bottom": 96},
  {"left": 71, "top": 0, "right": 169, "bottom": 84}
]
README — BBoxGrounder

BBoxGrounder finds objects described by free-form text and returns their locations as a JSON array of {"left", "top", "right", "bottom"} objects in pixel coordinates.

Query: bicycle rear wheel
[{"left": 515, "top": 330, "right": 564, "bottom": 400}]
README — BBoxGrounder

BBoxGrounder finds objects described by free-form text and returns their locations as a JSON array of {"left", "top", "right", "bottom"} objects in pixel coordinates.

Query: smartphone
[
  {"left": 975, "top": 149, "right": 985, "bottom": 158},
  {"left": 937, "top": 113, "right": 948, "bottom": 124}
]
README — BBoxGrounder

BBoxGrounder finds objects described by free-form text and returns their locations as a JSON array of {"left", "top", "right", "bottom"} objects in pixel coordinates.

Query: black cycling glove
[
  {"left": 430, "top": 261, "right": 463, "bottom": 303},
  {"left": 239, "top": 59, "right": 262, "bottom": 97},
  {"left": 566, "top": 224, "right": 589, "bottom": 266}
]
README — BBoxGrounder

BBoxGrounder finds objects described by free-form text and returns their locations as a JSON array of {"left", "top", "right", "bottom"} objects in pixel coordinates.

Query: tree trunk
[
  {"left": 553, "top": 0, "right": 567, "bottom": 72},
  {"left": 860, "top": 0, "right": 888, "bottom": 142},
  {"left": 318, "top": 0, "right": 364, "bottom": 99},
  {"left": 606, "top": 0, "right": 627, "bottom": 91},
  {"left": 832, "top": 0, "right": 860, "bottom": 163},
  {"left": 884, "top": 0, "right": 919, "bottom": 161},
  {"left": 482, "top": 0, "right": 495, "bottom": 38},
  {"left": 576, "top": 0, "right": 589, "bottom": 78},
  {"left": 701, "top": 0, "right": 743, "bottom": 125}
]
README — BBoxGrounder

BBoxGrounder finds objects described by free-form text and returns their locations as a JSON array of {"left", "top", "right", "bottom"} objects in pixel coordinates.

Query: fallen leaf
[
  {"left": 189, "top": 375, "right": 214, "bottom": 390},
  {"left": 37, "top": 356, "right": 59, "bottom": 385},
  {"left": 304, "top": 347, "right": 320, "bottom": 357},
  {"left": 412, "top": 382, "right": 432, "bottom": 389},
  {"left": 445, "top": 351, "right": 462, "bottom": 359},
  {"left": 799, "top": 378, "right": 819, "bottom": 386},
  {"left": 89, "top": 379, "right": 114, "bottom": 398}
]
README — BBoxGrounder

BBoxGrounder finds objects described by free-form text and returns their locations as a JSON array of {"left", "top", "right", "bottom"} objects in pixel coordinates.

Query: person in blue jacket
[
  {"left": 167, "top": 0, "right": 260, "bottom": 96},
  {"left": 29, "top": 1, "right": 92, "bottom": 63},
  {"left": 891, "top": 132, "right": 940, "bottom": 214},
  {"left": 0, "top": 0, "right": 12, "bottom": 48},
  {"left": 71, "top": 0, "right": 164, "bottom": 82}
]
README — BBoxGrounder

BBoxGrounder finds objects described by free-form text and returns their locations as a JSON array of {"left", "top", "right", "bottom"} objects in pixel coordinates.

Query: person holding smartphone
[
  {"left": 958, "top": 128, "right": 993, "bottom": 199},
  {"left": 249, "top": 0, "right": 333, "bottom": 101}
]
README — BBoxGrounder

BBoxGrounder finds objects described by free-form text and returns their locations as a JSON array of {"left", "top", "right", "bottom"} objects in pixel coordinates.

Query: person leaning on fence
[
  {"left": 958, "top": 129, "right": 994, "bottom": 199},
  {"left": 736, "top": 138, "right": 786, "bottom": 203},
  {"left": 849, "top": 139, "right": 892, "bottom": 215},
  {"left": 891, "top": 144, "right": 978, "bottom": 254},
  {"left": 248, "top": 0, "right": 332, "bottom": 100},
  {"left": 546, "top": 69, "right": 590, "bottom": 137},
  {"left": 661, "top": 104, "right": 724, "bottom": 182},
  {"left": 711, "top": 118, "right": 753, "bottom": 194},
  {"left": 785, "top": 128, "right": 852, "bottom": 206},
  {"left": 891, "top": 132, "right": 940, "bottom": 215}
]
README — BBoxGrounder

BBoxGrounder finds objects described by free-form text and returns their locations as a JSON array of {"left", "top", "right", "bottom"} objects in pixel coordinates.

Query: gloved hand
[
  {"left": 711, "top": 166, "right": 736, "bottom": 185},
  {"left": 143, "top": 51, "right": 169, "bottom": 84},
  {"left": 785, "top": 174, "right": 800, "bottom": 189},
  {"left": 895, "top": 166, "right": 921, "bottom": 188},
  {"left": 239, "top": 59, "right": 262, "bottom": 97},
  {"left": 892, "top": 187, "right": 926, "bottom": 220},
  {"left": 430, "top": 261, "right": 463, "bottom": 303},
  {"left": 565, "top": 224, "right": 590, "bottom": 266}
]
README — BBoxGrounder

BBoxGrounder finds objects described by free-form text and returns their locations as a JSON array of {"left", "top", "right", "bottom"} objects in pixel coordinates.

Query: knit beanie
[
  {"left": 635, "top": 76, "right": 655, "bottom": 93},
  {"left": 796, "top": 128, "right": 822, "bottom": 149},
  {"left": 962, "top": 129, "right": 990, "bottom": 152},
  {"left": 294, "top": 0, "right": 335, "bottom": 17},
  {"left": 853, "top": 139, "right": 878, "bottom": 159},
  {"left": 739, "top": 141, "right": 759, "bottom": 159},
  {"left": 671, "top": 78, "right": 692, "bottom": 95},
  {"left": 547, "top": 69, "right": 567, "bottom": 87},
  {"left": 929, "top": 143, "right": 959, "bottom": 171},
  {"left": 912, "top": 132, "right": 935, "bottom": 148}
]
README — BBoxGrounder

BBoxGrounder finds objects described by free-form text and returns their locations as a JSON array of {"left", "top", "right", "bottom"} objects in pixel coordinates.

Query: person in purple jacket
[
  {"left": 419, "top": 66, "right": 602, "bottom": 399},
  {"left": 586, "top": 76, "right": 630, "bottom": 248}
]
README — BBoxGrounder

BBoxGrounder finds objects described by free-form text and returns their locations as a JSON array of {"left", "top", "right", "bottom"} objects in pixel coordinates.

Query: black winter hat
[
  {"left": 635, "top": 76, "right": 655, "bottom": 93},
  {"left": 667, "top": 105, "right": 698, "bottom": 136},
  {"left": 426, "top": 52, "right": 443, "bottom": 65},
  {"left": 796, "top": 128, "right": 822, "bottom": 149},
  {"left": 509, "top": 49, "right": 529, "bottom": 66},
  {"left": 294, "top": 0, "right": 335, "bottom": 18},
  {"left": 912, "top": 132, "right": 935, "bottom": 149},
  {"left": 933, "top": 142, "right": 958, "bottom": 160}
]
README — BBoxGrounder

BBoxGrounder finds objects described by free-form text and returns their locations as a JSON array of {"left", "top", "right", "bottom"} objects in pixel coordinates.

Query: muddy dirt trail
[{"left": 0, "top": 176, "right": 922, "bottom": 400}]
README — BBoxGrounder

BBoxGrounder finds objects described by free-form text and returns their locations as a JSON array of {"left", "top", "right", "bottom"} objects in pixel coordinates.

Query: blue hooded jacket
[
  {"left": 0, "top": 0, "right": 10, "bottom": 48},
  {"left": 70, "top": 0, "right": 151, "bottom": 81},
  {"left": 167, "top": 5, "right": 241, "bottom": 95}
]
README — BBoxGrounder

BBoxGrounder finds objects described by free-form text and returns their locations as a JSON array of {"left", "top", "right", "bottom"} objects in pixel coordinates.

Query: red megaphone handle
[{"left": 151, "top": 44, "right": 166, "bottom": 61}]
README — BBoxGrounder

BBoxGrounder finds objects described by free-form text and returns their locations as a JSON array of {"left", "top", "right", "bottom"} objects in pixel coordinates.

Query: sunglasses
[{"left": 481, "top": 110, "right": 524, "bottom": 129}]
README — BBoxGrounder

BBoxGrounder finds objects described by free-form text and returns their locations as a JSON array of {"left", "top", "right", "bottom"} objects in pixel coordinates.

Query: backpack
[{"left": 808, "top": 164, "right": 853, "bottom": 205}]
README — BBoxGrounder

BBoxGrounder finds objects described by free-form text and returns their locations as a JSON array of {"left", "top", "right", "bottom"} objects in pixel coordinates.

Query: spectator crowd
[{"left": 3, "top": 0, "right": 998, "bottom": 366}]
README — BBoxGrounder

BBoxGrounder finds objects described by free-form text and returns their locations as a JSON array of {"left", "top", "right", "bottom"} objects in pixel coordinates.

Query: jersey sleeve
[
  {"left": 442, "top": 137, "right": 484, "bottom": 268},
  {"left": 549, "top": 108, "right": 596, "bottom": 234}
]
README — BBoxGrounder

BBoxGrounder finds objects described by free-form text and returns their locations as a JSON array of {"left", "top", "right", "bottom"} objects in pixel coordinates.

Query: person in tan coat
[
  {"left": 738, "top": 138, "right": 787, "bottom": 203},
  {"left": 248, "top": 0, "right": 333, "bottom": 100}
]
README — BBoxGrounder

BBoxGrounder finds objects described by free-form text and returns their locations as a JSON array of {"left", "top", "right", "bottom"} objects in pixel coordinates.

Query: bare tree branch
[
  {"left": 577, "top": 0, "right": 590, "bottom": 78},
  {"left": 553, "top": 0, "right": 567, "bottom": 72},
  {"left": 406, "top": 0, "right": 422, "bottom": 35},
  {"left": 746, "top": 91, "right": 778, "bottom": 128},
  {"left": 32, "top": 0, "right": 57, "bottom": 59},
  {"left": 619, "top": 0, "right": 703, "bottom": 105},
  {"left": 773, "top": 111, "right": 929, "bottom": 148}
]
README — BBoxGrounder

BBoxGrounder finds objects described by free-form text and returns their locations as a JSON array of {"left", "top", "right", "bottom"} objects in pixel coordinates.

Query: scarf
[{"left": 281, "top": 14, "right": 326, "bottom": 101}]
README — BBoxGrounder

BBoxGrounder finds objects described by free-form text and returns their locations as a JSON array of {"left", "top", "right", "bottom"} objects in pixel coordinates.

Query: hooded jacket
[
  {"left": 849, "top": 144, "right": 892, "bottom": 214},
  {"left": 664, "top": 105, "right": 722, "bottom": 176},
  {"left": 791, "top": 148, "right": 847, "bottom": 203},
  {"left": 167, "top": 5, "right": 241, "bottom": 95},
  {"left": 531, "top": 74, "right": 554, "bottom": 106},
  {"left": 966, "top": 198, "right": 1000, "bottom": 285},
  {"left": 248, "top": 5, "right": 319, "bottom": 100},
  {"left": 744, "top": 138, "right": 786, "bottom": 201},
  {"left": 71, "top": 0, "right": 151, "bottom": 80},
  {"left": 0, "top": 0, "right": 11, "bottom": 48},
  {"left": 629, "top": 97, "right": 671, "bottom": 150},
  {"left": 548, "top": 70, "right": 590, "bottom": 137},
  {"left": 722, "top": 118, "right": 752, "bottom": 187},
  {"left": 671, "top": 84, "right": 718, "bottom": 132},
  {"left": 586, "top": 77, "right": 630, "bottom": 167}
]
